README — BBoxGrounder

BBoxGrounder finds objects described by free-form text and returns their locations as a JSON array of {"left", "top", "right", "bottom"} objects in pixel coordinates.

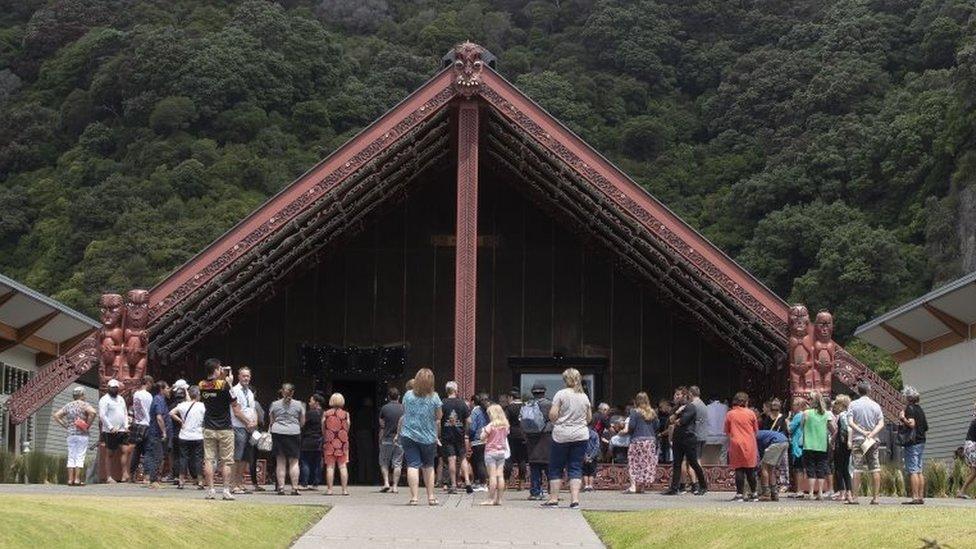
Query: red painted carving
[
  {"left": 834, "top": 348, "right": 902, "bottom": 420},
  {"left": 123, "top": 289, "right": 150, "bottom": 387},
  {"left": 450, "top": 41, "right": 487, "bottom": 98},
  {"left": 98, "top": 293, "right": 125, "bottom": 390},
  {"left": 6, "top": 334, "right": 99, "bottom": 424},
  {"left": 454, "top": 101, "right": 479, "bottom": 398},
  {"left": 813, "top": 310, "right": 835, "bottom": 395},
  {"left": 788, "top": 304, "right": 815, "bottom": 396}
]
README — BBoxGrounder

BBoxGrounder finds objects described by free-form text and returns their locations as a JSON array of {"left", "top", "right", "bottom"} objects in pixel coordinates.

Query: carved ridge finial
[{"left": 444, "top": 41, "right": 496, "bottom": 98}]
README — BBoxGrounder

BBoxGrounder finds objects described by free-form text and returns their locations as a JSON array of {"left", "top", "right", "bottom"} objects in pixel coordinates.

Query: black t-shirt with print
[
  {"left": 199, "top": 379, "right": 235, "bottom": 430},
  {"left": 441, "top": 397, "right": 469, "bottom": 443}
]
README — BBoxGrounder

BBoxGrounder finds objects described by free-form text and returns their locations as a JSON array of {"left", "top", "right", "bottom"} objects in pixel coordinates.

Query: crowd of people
[{"left": 52, "top": 360, "right": 976, "bottom": 507}]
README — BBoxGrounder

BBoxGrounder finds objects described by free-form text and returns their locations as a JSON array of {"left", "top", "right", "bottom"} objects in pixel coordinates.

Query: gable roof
[{"left": 7, "top": 43, "right": 904, "bottom": 423}]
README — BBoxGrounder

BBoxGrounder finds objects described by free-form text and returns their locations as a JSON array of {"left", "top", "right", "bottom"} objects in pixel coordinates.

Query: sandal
[
  {"left": 277, "top": 489, "right": 286, "bottom": 496},
  {"left": 956, "top": 493, "right": 971, "bottom": 499},
  {"left": 408, "top": 499, "right": 418, "bottom": 506},
  {"left": 428, "top": 498, "right": 439, "bottom": 506},
  {"left": 290, "top": 490, "right": 301, "bottom": 496}
]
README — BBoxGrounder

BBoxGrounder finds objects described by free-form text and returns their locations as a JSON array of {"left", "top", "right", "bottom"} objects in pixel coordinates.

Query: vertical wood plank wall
[{"left": 192, "top": 168, "right": 739, "bottom": 405}]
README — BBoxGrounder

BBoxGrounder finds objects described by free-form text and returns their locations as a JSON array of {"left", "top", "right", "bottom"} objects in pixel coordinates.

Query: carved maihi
[
  {"left": 98, "top": 289, "right": 150, "bottom": 395},
  {"left": 788, "top": 303, "right": 836, "bottom": 398}
]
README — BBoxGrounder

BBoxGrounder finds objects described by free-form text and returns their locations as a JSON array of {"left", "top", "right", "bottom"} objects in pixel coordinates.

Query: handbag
[
  {"left": 896, "top": 425, "right": 917, "bottom": 447},
  {"left": 73, "top": 418, "right": 90, "bottom": 432},
  {"left": 252, "top": 431, "right": 272, "bottom": 452}
]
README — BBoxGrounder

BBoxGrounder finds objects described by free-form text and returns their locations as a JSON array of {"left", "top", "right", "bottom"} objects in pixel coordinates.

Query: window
[{"left": 518, "top": 372, "right": 596, "bottom": 401}]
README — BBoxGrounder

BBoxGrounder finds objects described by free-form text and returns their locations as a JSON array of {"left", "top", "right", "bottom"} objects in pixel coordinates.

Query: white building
[
  {"left": 855, "top": 271, "right": 976, "bottom": 461},
  {"left": 0, "top": 274, "right": 100, "bottom": 456}
]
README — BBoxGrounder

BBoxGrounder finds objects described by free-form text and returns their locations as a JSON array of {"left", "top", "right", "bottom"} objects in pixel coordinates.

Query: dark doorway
[{"left": 328, "top": 379, "right": 379, "bottom": 485}]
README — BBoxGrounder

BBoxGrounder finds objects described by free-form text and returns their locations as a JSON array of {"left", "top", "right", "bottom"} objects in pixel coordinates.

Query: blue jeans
[
  {"left": 299, "top": 450, "right": 322, "bottom": 486},
  {"left": 549, "top": 439, "right": 587, "bottom": 481},
  {"left": 904, "top": 443, "right": 925, "bottom": 474},
  {"left": 530, "top": 463, "right": 547, "bottom": 496},
  {"left": 143, "top": 436, "right": 165, "bottom": 482}
]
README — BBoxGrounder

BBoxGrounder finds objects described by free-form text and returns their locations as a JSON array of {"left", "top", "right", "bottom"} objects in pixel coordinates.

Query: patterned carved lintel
[{"left": 454, "top": 101, "right": 479, "bottom": 398}]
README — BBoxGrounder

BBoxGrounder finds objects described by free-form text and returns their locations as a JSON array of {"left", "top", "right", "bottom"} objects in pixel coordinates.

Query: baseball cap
[
  {"left": 107, "top": 379, "right": 121, "bottom": 388},
  {"left": 531, "top": 382, "right": 546, "bottom": 394}
]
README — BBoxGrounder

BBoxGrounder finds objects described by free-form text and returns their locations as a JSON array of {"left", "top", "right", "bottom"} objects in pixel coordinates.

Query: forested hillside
[{"left": 1, "top": 0, "right": 973, "bottom": 362}]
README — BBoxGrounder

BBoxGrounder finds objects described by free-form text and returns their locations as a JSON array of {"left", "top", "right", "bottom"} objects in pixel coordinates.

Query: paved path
[{"left": 3, "top": 483, "right": 975, "bottom": 548}]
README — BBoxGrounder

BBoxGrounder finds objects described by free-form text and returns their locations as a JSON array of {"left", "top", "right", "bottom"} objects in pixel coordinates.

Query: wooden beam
[
  {"left": 59, "top": 328, "right": 98, "bottom": 352},
  {"left": 0, "top": 313, "right": 60, "bottom": 355},
  {"left": 454, "top": 100, "right": 479, "bottom": 398},
  {"left": 881, "top": 323, "right": 922, "bottom": 356},
  {"left": 923, "top": 303, "right": 969, "bottom": 338},
  {"left": 0, "top": 291, "right": 15, "bottom": 309}
]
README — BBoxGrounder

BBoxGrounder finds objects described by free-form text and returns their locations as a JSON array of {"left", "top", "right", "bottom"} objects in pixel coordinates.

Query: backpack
[{"left": 519, "top": 400, "right": 546, "bottom": 434}]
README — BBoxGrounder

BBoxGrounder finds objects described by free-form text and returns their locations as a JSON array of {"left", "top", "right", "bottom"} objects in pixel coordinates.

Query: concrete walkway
[{"left": 292, "top": 491, "right": 604, "bottom": 548}]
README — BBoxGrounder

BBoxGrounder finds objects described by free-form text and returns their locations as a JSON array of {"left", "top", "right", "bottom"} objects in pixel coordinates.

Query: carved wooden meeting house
[{"left": 6, "top": 43, "right": 901, "bottom": 488}]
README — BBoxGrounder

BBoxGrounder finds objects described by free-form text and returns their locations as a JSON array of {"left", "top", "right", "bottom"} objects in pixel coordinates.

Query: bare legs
[
  {"left": 326, "top": 462, "right": 349, "bottom": 495},
  {"left": 957, "top": 468, "right": 976, "bottom": 497},
  {"left": 480, "top": 462, "right": 505, "bottom": 505},
  {"left": 851, "top": 471, "right": 881, "bottom": 503},
  {"left": 909, "top": 472, "right": 924, "bottom": 502}
]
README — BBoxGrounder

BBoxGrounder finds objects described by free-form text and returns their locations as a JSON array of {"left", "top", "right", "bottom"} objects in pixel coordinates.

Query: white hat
[
  {"left": 172, "top": 379, "right": 189, "bottom": 391},
  {"left": 107, "top": 379, "right": 121, "bottom": 388}
]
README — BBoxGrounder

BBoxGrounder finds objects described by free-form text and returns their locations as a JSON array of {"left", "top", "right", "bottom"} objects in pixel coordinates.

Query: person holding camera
[{"left": 199, "top": 358, "right": 242, "bottom": 501}]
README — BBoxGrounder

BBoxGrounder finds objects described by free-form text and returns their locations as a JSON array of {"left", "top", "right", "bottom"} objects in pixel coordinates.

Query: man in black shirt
[
  {"left": 664, "top": 386, "right": 708, "bottom": 495},
  {"left": 440, "top": 381, "right": 471, "bottom": 494},
  {"left": 378, "top": 386, "right": 405, "bottom": 493},
  {"left": 504, "top": 388, "right": 528, "bottom": 489},
  {"left": 198, "top": 358, "right": 240, "bottom": 501}
]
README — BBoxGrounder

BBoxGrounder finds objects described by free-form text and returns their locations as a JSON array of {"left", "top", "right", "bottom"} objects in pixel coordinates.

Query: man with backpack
[
  {"left": 504, "top": 388, "right": 529, "bottom": 490},
  {"left": 522, "top": 383, "right": 552, "bottom": 500}
]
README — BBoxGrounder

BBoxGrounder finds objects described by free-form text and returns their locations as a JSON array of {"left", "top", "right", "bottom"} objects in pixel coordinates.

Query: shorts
[
  {"left": 67, "top": 435, "right": 89, "bottom": 468},
  {"left": 102, "top": 431, "right": 128, "bottom": 451},
  {"left": 233, "top": 427, "right": 254, "bottom": 461},
  {"left": 802, "top": 450, "right": 829, "bottom": 479},
  {"left": 439, "top": 438, "right": 465, "bottom": 458},
  {"left": 762, "top": 442, "right": 789, "bottom": 467},
  {"left": 904, "top": 443, "right": 924, "bottom": 474},
  {"left": 379, "top": 441, "right": 404, "bottom": 469},
  {"left": 852, "top": 441, "right": 881, "bottom": 473},
  {"left": 485, "top": 451, "right": 507, "bottom": 469},
  {"left": 790, "top": 452, "right": 803, "bottom": 470},
  {"left": 402, "top": 436, "right": 437, "bottom": 469},
  {"left": 549, "top": 439, "right": 587, "bottom": 480},
  {"left": 582, "top": 460, "right": 597, "bottom": 477},
  {"left": 203, "top": 429, "right": 235, "bottom": 465},
  {"left": 272, "top": 433, "right": 301, "bottom": 460}
]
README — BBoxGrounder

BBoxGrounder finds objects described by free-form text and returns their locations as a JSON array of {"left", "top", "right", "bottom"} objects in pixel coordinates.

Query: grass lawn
[
  {"left": 585, "top": 507, "right": 976, "bottom": 548},
  {"left": 0, "top": 495, "right": 326, "bottom": 548}
]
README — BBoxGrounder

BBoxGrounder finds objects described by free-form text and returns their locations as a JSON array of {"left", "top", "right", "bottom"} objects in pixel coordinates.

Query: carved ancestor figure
[
  {"left": 788, "top": 304, "right": 815, "bottom": 395},
  {"left": 813, "top": 310, "right": 836, "bottom": 395},
  {"left": 451, "top": 41, "right": 486, "bottom": 98},
  {"left": 98, "top": 293, "right": 125, "bottom": 390},
  {"left": 123, "top": 289, "right": 150, "bottom": 392}
]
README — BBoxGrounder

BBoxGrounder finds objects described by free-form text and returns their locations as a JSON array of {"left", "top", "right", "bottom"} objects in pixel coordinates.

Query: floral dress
[{"left": 323, "top": 408, "right": 350, "bottom": 465}]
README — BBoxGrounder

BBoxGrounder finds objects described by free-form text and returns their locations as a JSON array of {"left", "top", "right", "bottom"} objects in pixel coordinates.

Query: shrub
[
  {"left": 925, "top": 460, "right": 949, "bottom": 498},
  {"left": 881, "top": 463, "right": 906, "bottom": 497}
]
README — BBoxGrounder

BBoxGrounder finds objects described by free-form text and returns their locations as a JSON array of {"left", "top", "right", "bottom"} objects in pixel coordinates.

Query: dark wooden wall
[{"left": 191, "top": 167, "right": 741, "bottom": 407}]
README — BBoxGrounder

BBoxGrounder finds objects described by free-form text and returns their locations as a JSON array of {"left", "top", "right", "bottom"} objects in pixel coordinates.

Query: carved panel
[
  {"left": 454, "top": 101, "right": 479, "bottom": 398},
  {"left": 6, "top": 335, "right": 100, "bottom": 424}
]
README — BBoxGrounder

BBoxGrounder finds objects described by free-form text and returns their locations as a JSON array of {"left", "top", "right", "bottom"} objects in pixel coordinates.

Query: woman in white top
[
  {"left": 543, "top": 368, "right": 592, "bottom": 509},
  {"left": 170, "top": 386, "right": 206, "bottom": 489}
]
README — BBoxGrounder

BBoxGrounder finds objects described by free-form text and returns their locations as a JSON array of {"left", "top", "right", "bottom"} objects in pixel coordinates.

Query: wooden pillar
[{"left": 454, "top": 101, "right": 479, "bottom": 397}]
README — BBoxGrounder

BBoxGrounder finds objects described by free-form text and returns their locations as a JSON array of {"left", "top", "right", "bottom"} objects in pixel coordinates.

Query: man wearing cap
[
  {"left": 524, "top": 383, "right": 553, "bottom": 500},
  {"left": 98, "top": 379, "right": 129, "bottom": 482},
  {"left": 54, "top": 386, "right": 96, "bottom": 486}
]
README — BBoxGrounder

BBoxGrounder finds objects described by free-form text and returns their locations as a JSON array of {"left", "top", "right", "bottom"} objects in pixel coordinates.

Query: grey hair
[
  {"left": 188, "top": 386, "right": 201, "bottom": 399},
  {"left": 902, "top": 385, "right": 920, "bottom": 402},
  {"left": 445, "top": 381, "right": 458, "bottom": 394},
  {"left": 598, "top": 402, "right": 610, "bottom": 411}
]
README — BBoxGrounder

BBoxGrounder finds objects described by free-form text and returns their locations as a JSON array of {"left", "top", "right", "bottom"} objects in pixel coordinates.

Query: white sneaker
[
  {"left": 474, "top": 485, "right": 488, "bottom": 492},
  {"left": 222, "top": 489, "right": 236, "bottom": 501},
  {"left": 206, "top": 489, "right": 216, "bottom": 500}
]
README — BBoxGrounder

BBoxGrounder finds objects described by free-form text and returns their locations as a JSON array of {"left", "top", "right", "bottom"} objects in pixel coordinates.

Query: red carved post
[
  {"left": 454, "top": 100, "right": 479, "bottom": 398},
  {"left": 813, "top": 310, "right": 836, "bottom": 395},
  {"left": 788, "top": 304, "right": 815, "bottom": 397}
]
